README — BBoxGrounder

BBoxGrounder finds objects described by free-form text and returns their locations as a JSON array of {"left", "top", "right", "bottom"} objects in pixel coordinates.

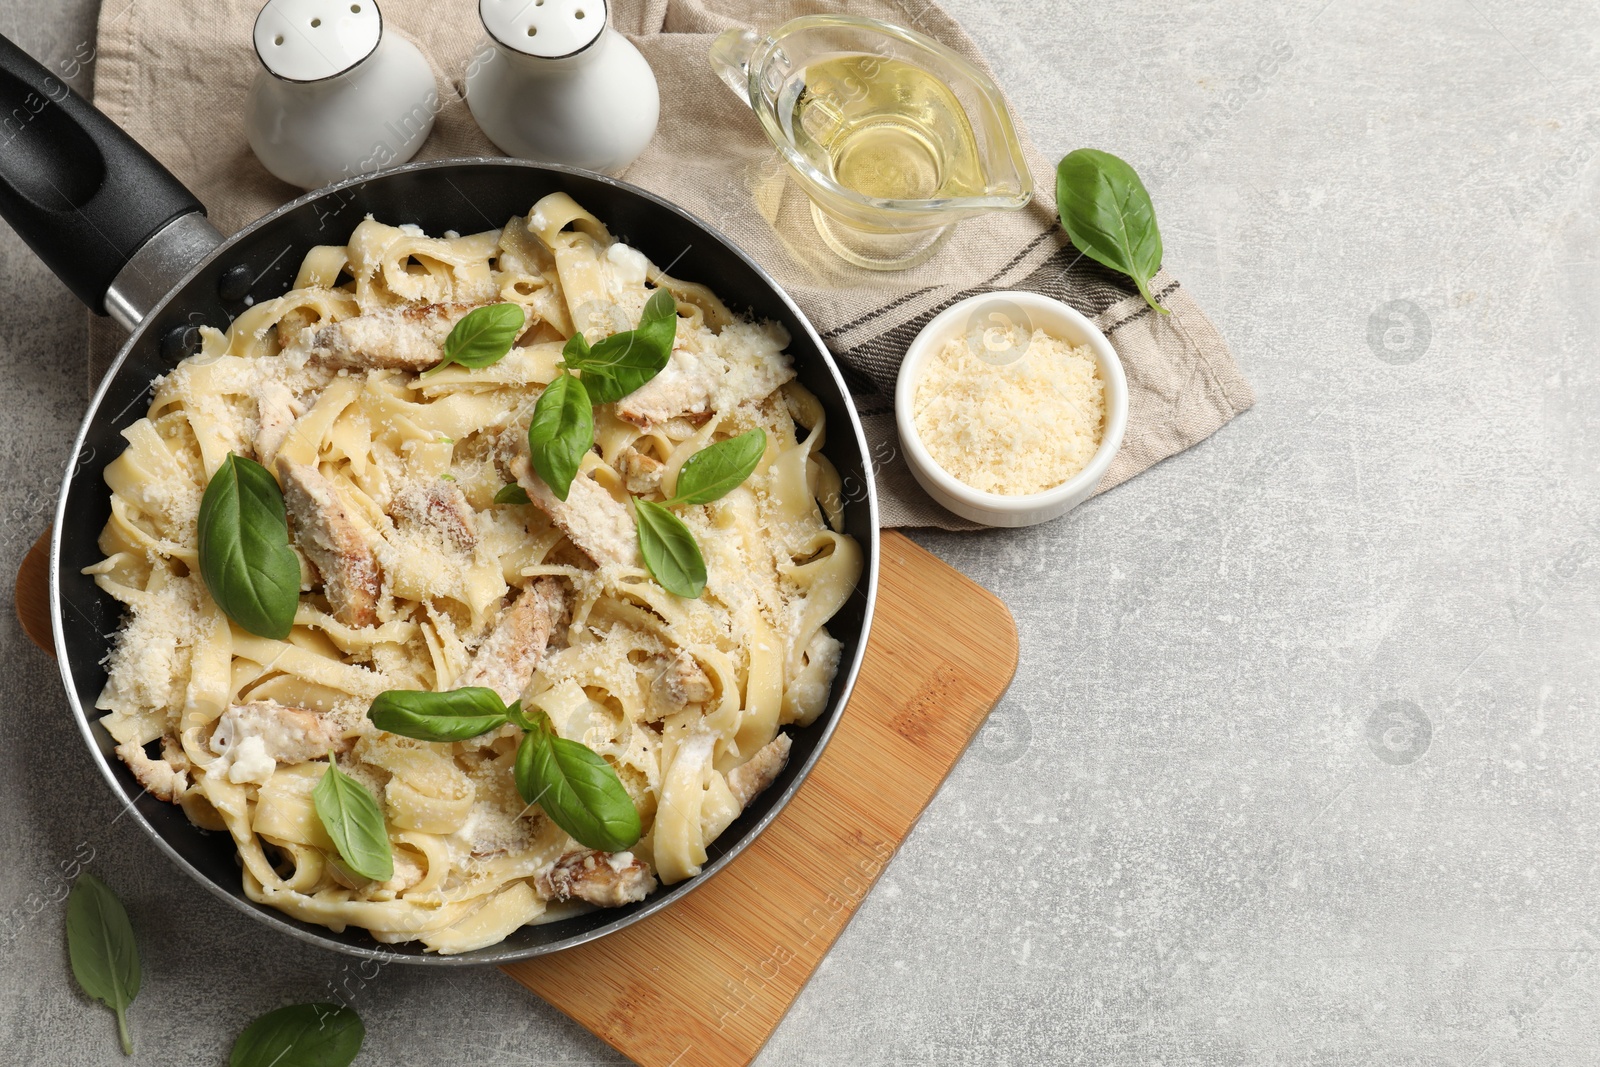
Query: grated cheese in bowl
[{"left": 911, "top": 327, "right": 1106, "bottom": 496}]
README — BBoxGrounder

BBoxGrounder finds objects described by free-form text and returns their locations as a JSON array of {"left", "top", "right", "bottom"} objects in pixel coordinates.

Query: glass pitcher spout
[
  {"left": 709, "top": 28, "right": 759, "bottom": 106},
  {"left": 705, "top": 15, "right": 1032, "bottom": 269}
]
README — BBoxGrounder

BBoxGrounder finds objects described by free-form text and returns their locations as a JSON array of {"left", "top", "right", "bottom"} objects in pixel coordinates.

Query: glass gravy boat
[{"left": 710, "top": 15, "right": 1033, "bottom": 270}]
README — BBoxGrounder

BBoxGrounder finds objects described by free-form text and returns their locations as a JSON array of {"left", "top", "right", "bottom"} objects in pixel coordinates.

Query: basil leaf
[
  {"left": 515, "top": 725, "right": 641, "bottom": 852},
  {"left": 368, "top": 687, "right": 510, "bottom": 742},
  {"left": 1055, "top": 148, "right": 1167, "bottom": 314},
  {"left": 230, "top": 1003, "right": 364, "bottom": 1067},
  {"left": 514, "top": 727, "right": 540, "bottom": 802},
  {"left": 561, "top": 289, "right": 677, "bottom": 403},
  {"left": 493, "top": 483, "right": 531, "bottom": 505},
  {"left": 423, "top": 302, "right": 526, "bottom": 376},
  {"left": 65, "top": 873, "right": 141, "bottom": 1056},
  {"left": 669, "top": 429, "right": 766, "bottom": 506},
  {"left": 560, "top": 329, "right": 591, "bottom": 364},
  {"left": 312, "top": 759, "right": 393, "bottom": 882},
  {"left": 197, "top": 453, "right": 301, "bottom": 639},
  {"left": 635, "top": 498, "right": 706, "bottom": 598},
  {"left": 633, "top": 287, "right": 679, "bottom": 353},
  {"left": 527, "top": 370, "right": 594, "bottom": 501},
  {"left": 505, "top": 700, "right": 533, "bottom": 732}
]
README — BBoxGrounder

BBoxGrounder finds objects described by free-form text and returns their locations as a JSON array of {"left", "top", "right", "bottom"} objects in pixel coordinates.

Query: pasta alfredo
[{"left": 88, "top": 194, "right": 862, "bottom": 953}]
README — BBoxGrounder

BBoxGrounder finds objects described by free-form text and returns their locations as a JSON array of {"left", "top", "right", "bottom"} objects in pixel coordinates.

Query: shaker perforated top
[
  {"left": 254, "top": 0, "right": 383, "bottom": 82},
  {"left": 480, "top": 0, "right": 606, "bottom": 59}
]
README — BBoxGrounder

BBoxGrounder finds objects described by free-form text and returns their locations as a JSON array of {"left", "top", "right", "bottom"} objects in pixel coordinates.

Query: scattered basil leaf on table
[
  {"left": 668, "top": 429, "right": 767, "bottom": 506},
  {"left": 312, "top": 758, "right": 393, "bottom": 882},
  {"left": 513, "top": 708, "right": 642, "bottom": 852},
  {"left": 526, "top": 370, "right": 594, "bottom": 502},
  {"left": 559, "top": 288, "right": 678, "bottom": 403},
  {"left": 65, "top": 873, "right": 141, "bottom": 1056},
  {"left": 1054, "top": 148, "right": 1167, "bottom": 314},
  {"left": 230, "top": 1002, "right": 364, "bottom": 1067},
  {"left": 421, "top": 302, "right": 526, "bottom": 377},
  {"left": 197, "top": 452, "right": 301, "bottom": 639},
  {"left": 368, "top": 687, "right": 511, "bottom": 742},
  {"left": 634, "top": 498, "right": 707, "bottom": 599},
  {"left": 493, "top": 482, "right": 531, "bottom": 505}
]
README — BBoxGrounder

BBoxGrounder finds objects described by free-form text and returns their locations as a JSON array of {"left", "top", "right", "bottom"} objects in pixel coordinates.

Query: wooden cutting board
[{"left": 17, "top": 528, "right": 1017, "bottom": 1066}]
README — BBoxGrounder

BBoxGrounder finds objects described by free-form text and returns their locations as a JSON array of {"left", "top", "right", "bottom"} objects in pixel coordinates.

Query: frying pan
[{"left": 0, "top": 33, "right": 878, "bottom": 963}]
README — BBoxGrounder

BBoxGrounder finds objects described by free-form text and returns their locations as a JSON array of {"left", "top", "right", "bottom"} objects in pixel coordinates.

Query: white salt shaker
[
  {"left": 464, "top": 0, "right": 659, "bottom": 174},
  {"left": 246, "top": 0, "right": 438, "bottom": 189}
]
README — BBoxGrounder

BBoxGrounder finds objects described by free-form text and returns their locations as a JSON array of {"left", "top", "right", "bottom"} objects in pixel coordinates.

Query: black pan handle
[{"left": 0, "top": 33, "right": 205, "bottom": 316}]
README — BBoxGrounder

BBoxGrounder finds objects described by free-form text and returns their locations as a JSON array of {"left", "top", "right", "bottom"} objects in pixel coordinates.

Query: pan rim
[{"left": 50, "top": 157, "right": 880, "bottom": 965}]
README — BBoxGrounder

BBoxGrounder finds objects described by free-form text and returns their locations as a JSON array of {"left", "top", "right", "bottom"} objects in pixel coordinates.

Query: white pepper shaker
[
  {"left": 464, "top": 0, "right": 659, "bottom": 174},
  {"left": 246, "top": 0, "right": 438, "bottom": 189}
]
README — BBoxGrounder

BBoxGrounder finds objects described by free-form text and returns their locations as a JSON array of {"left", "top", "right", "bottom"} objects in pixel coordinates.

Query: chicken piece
[
  {"left": 454, "top": 579, "right": 569, "bottom": 705},
  {"left": 328, "top": 846, "right": 425, "bottom": 893},
  {"left": 253, "top": 381, "right": 301, "bottom": 468},
  {"left": 727, "top": 734, "right": 792, "bottom": 810},
  {"left": 535, "top": 849, "right": 656, "bottom": 908},
  {"left": 308, "top": 302, "right": 491, "bottom": 372},
  {"left": 615, "top": 446, "right": 664, "bottom": 496},
  {"left": 487, "top": 422, "right": 526, "bottom": 482},
  {"left": 615, "top": 342, "right": 794, "bottom": 430},
  {"left": 115, "top": 739, "right": 187, "bottom": 802},
  {"left": 278, "top": 459, "right": 382, "bottom": 627},
  {"left": 648, "top": 651, "right": 714, "bottom": 718},
  {"left": 208, "top": 700, "right": 351, "bottom": 785},
  {"left": 391, "top": 479, "right": 478, "bottom": 552},
  {"left": 614, "top": 349, "right": 714, "bottom": 430},
  {"left": 213, "top": 701, "right": 350, "bottom": 763},
  {"left": 510, "top": 453, "right": 639, "bottom": 568}
]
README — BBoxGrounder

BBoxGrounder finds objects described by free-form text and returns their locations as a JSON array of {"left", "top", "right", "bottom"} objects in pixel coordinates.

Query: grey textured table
[{"left": 4, "top": 1, "right": 1597, "bottom": 1064}]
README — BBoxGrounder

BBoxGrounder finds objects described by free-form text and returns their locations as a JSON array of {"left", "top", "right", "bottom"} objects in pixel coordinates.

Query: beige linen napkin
[{"left": 89, "top": 0, "right": 1253, "bottom": 529}]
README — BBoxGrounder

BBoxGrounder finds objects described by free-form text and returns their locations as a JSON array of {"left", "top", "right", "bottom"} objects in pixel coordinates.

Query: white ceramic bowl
[{"left": 894, "top": 290, "right": 1128, "bottom": 527}]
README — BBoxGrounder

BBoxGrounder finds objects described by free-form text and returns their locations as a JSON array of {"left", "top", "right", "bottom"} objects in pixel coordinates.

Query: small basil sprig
[
  {"left": 633, "top": 430, "right": 766, "bottom": 598},
  {"left": 1055, "top": 148, "right": 1167, "bottom": 314},
  {"left": 365, "top": 688, "right": 640, "bottom": 852},
  {"left": 197, "top": 453, "right": 301, "bottom": 639},
  {"left": 422, "top": 302, "right": 526, "bottom": 377},
  {"left": 493, "top": 482, "right": 530, "bottom": 505},
  {"left": 65, "top": 873, "right": 141, "bottom": 1055},
  {"left": 525, "top": 290, "right": 677, "bottom": 500},
  {"left": 230, "top": 1003, "right": 364, "bottom": 1067},
  {"left": 526, "top": 370, "right": 594, "bottom": 502},
  {"left": 312, "top": 757, "right": 393, "bottom": 882},
  {"left": 559, "top": 288, "right": 677, "bottom": 403}
]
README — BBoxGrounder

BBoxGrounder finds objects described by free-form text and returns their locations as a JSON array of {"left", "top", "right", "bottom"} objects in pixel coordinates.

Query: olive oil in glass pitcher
[
  {"left": 786, "top": 54, "right": 987, "bottom": 201},
  {"left": 711, "top": 15, "right": 1033, "bottom": 270}
]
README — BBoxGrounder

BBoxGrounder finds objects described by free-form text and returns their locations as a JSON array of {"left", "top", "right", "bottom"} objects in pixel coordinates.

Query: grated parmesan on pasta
[{"left": 912, "top": 327, "right": 1105, "bottom": 495}]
